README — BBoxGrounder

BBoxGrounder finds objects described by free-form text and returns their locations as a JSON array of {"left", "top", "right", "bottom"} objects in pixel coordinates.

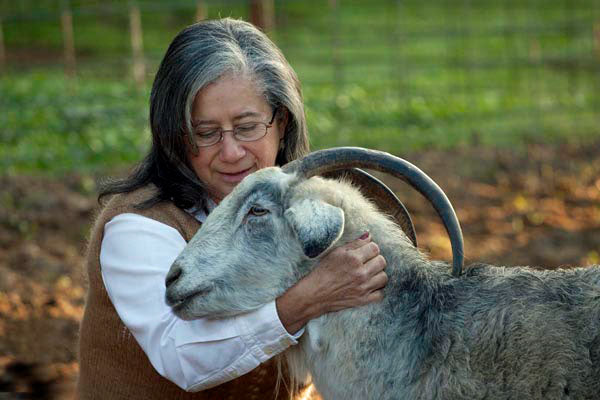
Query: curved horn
[
  {"left": 283, "top": 147, "right": 464, "bottom": 277},
  {"left": 323, "top": 168, "right": 418, "bottom": 248}
]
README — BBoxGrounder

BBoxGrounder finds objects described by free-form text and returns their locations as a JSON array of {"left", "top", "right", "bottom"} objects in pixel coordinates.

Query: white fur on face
[{"left": 166, "top": 168, "right": 307, "bottom": 319}]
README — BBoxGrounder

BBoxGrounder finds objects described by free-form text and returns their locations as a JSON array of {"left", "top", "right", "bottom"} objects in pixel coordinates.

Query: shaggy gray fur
[{"left": 166, "top": 167, "right": 600, "bottom": 400}]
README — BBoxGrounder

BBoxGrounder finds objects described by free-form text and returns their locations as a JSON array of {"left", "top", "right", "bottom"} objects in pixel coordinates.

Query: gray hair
[{"left": 150, "top": 18, "right": 309, "bottom": 166}]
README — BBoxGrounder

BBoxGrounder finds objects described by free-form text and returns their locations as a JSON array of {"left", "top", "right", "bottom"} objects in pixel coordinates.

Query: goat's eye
[{"left": 249, "top": 206, "right": 269, "bottom": 216}]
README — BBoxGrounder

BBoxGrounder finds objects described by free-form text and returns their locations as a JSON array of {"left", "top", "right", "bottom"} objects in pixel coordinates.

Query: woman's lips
[{"left": 218, "top": 167, "right": 254, "bottom": 183}]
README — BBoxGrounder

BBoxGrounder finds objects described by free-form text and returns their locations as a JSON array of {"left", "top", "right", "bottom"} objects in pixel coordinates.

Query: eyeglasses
[{"left": 192, "top": 109, "right": 278, "bottom": 147}]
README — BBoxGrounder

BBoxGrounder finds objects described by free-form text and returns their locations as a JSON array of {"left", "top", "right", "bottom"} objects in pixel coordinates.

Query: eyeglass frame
[{"left": 191, "top": 108, "right": 279, "bottom": 148}]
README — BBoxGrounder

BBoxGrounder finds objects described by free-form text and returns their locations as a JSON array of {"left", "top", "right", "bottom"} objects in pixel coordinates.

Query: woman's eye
[
  {"left": 197, "top": 130, "right": 219, "bottom": 138},
  {"left": 236, "top": 123, "right": 258, "bottom": 133},
  {"left": 249, "top": 206, "right": 269, "bottom": 216}
]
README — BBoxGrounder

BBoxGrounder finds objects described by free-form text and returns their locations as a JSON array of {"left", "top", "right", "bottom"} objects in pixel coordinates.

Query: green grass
[
  {"left": 0, "top": 74, "right": 150, "bottom": 174},
  {"left": 1, "top": 0, "right": 599, "bottom": 174}
]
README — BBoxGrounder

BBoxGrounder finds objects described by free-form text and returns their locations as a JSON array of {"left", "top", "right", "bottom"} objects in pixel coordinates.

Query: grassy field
[{"left": 1, "top": 0, "right": 599, "bottom": 174}]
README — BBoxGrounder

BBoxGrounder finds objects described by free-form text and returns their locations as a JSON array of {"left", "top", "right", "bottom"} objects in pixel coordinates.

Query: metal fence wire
[{"left": 1, "top": 0, "right": 599, "bottom": 152}]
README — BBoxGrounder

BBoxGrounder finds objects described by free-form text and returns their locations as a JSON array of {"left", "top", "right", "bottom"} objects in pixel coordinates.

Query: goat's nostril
[{"left": 166, "top": 266, "right": 182, "bottom": 288}]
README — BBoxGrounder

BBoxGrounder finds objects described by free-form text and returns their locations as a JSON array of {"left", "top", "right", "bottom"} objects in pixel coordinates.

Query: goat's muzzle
[{"left": 165, "top": 262, "right": 213, "bottom": 308}]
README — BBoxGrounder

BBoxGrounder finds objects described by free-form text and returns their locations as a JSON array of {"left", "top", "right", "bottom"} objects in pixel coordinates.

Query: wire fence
[{"left": 1, "top": 0, "right": 600, "bottom": 159}]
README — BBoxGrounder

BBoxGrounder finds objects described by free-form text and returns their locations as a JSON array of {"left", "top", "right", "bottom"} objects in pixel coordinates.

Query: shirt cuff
[
  {"left": 187, "top": 301, "right": 304, "bottom": 391},
  {"left": 236, "top": 301, "right": 304, "bottom": 363}
]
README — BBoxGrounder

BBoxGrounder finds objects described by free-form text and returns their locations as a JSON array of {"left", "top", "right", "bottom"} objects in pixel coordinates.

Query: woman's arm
[
  {"left": 101, "top": 213, "right": 386, "bottom": 391},
  {"left": 100, "top": 213, "right": 300, "bottom": 391}
]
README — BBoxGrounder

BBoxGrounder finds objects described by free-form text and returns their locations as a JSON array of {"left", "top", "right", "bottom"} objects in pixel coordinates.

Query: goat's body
[
  {"left": 286, "top": 178, "right": 600, "bottom": 400},
  {"left": 289, "top": 259, "right": 600, "bottom": 399},
  {"left": 167, "top": 169, "right": 600, "bottom": 400}
]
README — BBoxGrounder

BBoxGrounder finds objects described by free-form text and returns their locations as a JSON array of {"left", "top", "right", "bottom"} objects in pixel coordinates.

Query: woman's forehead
[{"left": 191, "top": 74, "right": 270, "bottom": 123}]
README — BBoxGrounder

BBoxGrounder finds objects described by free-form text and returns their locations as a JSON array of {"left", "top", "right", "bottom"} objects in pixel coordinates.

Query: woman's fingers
[
  {"left": 364, "top": 289, "right": 385, "bottom": 304},
  {"left": 362, "top": 270, "right": 388, "bottom": 294},
  {"left": 340, "top": 232, "right": 381, "bottom": 268},
  {"left": 351, "top": 242, "right": 381, "bottom": 265},
  {"left": 343, "top": 231, "right": 372, "bottom": 250},
  {"left": 301, "top": 232, "right": 389, "bottom": 315},
  {"left": 320, "top": 233, "right": 376, "bottom": 272},
  {"left": 352, "top": 242, "right": 385, "bottom": 265},
  {"left": 365, "top": 253, "right": 387, "bottom": 276}
]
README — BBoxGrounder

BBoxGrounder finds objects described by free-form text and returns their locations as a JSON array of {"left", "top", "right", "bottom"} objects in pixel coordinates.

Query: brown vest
[{"left": 77, "top": 185, "right": 295, "bottom": 400}]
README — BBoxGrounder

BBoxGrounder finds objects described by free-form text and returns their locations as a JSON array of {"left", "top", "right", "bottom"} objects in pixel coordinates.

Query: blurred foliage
[
  {"left": 1, "top": 0, "right": 599, "bottom": 174},
  {"left": 0, "top": 74, "right": 150, "bottom": 174}
]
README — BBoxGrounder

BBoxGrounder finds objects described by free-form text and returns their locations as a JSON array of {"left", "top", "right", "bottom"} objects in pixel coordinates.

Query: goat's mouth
[{"left": 166, "top": 286, "right": 213, "bottom": 313}]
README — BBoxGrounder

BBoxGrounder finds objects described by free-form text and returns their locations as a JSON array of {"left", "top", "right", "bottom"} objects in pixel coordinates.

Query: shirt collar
[{"left": 186, "top": 198, "right": 216, "bottom": 224}]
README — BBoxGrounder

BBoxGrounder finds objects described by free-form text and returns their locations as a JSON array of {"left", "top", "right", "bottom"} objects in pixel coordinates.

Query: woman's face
[{"left": 188, "top": 74, "right": 285, "bottom": 203}]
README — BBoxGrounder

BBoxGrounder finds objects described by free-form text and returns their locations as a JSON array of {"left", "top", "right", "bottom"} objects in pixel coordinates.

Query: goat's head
[
  {"left": 165, "top": 167, "right": 346, "bottom": 319},
  {"left": 165, "top": 147, "right": 464, "bottom": 320}
]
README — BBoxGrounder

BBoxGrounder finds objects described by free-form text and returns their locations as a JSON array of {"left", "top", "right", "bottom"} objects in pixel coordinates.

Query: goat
[{"left": 165, "top": 147, "right": 600, "bottom": 400}]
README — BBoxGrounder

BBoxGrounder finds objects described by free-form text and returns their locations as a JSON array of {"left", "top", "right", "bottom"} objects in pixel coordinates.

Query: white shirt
[{"left": 100, "top": 211, "right": 303, "bottom": 392}]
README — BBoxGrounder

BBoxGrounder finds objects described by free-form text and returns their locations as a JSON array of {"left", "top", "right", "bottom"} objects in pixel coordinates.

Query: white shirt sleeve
[{"left": 100, "top": 213, "right": 303, "bottom": 392}]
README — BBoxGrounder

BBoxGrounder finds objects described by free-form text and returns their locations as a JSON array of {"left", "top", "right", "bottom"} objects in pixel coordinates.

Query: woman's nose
[{"left": 219, "top": 132, "right": 246, "bottom": 163}]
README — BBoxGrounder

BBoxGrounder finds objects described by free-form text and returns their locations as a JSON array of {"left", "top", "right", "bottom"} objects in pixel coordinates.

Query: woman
[{"left": 78, "top": 18, "right": 387, "bottom": 399}]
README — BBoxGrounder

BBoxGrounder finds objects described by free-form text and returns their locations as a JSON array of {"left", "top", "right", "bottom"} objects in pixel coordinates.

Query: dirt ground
[{"left": 0, "top": 142, "right": 599, "bottom": 398}]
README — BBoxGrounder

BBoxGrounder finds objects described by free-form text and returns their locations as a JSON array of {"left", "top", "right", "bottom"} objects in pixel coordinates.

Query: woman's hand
[{"left": 276, "top": 232, "right": 387, "bottom": 334}]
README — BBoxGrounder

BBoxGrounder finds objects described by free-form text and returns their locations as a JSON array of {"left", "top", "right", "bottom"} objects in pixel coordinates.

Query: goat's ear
[{"left": 284, "top": 199, "right": 344, "bottom": 258}]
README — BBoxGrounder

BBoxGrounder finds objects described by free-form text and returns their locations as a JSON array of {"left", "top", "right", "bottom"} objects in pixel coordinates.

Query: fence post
[
  {"left": 250, "top": 0, "right": 275, "bottom": 32},
  {"left": 129, "top": 1, "right": 145, "bottom": 87},
  {"left": 395, "top": 0, "right": 405, "bottom": 103},
  {"left": 61, "top": 0, "right": 76, "bottom": 77},
  {"left": 196, "top": 0, "right": 207, "bottom": 22},
  {"left": 0, "top": 15, "right": 5, "bottom": 73}
]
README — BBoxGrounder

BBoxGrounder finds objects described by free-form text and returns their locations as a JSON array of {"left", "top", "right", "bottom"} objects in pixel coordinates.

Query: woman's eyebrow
[
  {"left": 192, "top": 111, "right": 264, "bottom": 127},
  {"left": 192, "top": 119, "right": 219, "bottom": 127},
  {"left": 232, "top": 111, "right": 263, "bottom": 121}
]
